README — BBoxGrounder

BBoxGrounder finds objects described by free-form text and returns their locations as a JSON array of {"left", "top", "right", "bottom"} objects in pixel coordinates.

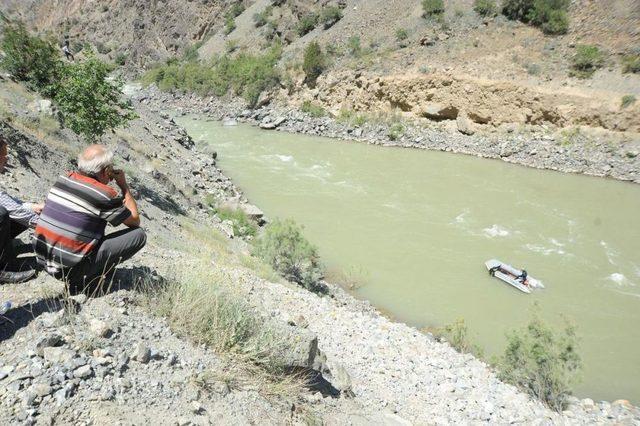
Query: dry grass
[{"left": 140, "top": 261, "right": 309, "bottom": 399}]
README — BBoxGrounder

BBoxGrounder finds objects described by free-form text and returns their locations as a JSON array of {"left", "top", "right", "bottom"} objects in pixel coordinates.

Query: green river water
[{"left": 178, "top": 116, "right": 640, "bottom": 403}]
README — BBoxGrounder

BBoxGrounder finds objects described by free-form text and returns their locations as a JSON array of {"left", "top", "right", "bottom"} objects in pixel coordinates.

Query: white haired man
[{"left": 34, "top": 144, "right": 146, "bottom": 295}]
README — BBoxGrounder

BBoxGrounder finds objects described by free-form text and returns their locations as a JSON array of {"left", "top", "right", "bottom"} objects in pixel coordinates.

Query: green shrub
[
  {"left": 395, "top": 28, "right": 409, "bottom": 42},
  {"left": 387, "top": 122, "right": 405, "bottom": 141},
  {"left": 432, "top": 319, "right": 484, "bottom": 357},
  {"left": 622, "top": 54, "right": 640, "bottom": 74},
  {"left": 55, "top": 53, "right": 137, "bottom": 142},
  {"left": 297, "top": 13, "right": 318, "bottom": 36},
  {"left": 621, "top": 95, "right": 636, "bottom": 108},
  {"left": 0, "top": 22, "right": 62, "bottom": 95},
  {"left": 347, "top": 36, "right": 362, "bottom": 57},
  {"left": 570, "top": 44, "right": 604, "bottom": 78},
  {"left": 226, "top": 3, "right": 245, "bottom": 19},
  {"left": 319, "top": 6, "right": 343, "bottom": 29},
  {"left": 253, "top": 6, "right": 273, "bottom": 27},
  {"left": 253, "top": 218, "right": 325, "bottom": 294},
  {"left": 422, "top": 0, "right": 445, "bottom": 18},
  {"left": 183, "top": 41, "right": 203, "bottom": 62},
  {"left": 473, "top": 0, "right": 496, "bottom": 16},
  {"left": 301, "top": 100, "right": 326, "bottom": 117},
  {"left": 302, "top": 41, "right": 326, "bottom": 86},
  {"left": 141, "top": 44, "right": 281, "bottom": 107},
  {"left": 498, "top": 312, "right": 581, "bottom": 411},
  {"left": 216, "top": 207, "right": 257, "bottom": 237},
  {"left": 114, "top": 52, "right": 127, "bottom": 66},
  {"left": 224, "top": 17, "right": 236, "bottom": 35},
  {"left": 502, "top": 0, "right": 569, "bottom": 34}
]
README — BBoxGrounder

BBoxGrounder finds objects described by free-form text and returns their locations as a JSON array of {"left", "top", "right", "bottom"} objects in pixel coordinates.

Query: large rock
[
  {"left": 421, "top": 103, "right": 459, "bottom": 120},
  {"left": 88, "top": 319, "right": 113, "bottom": 338},
  {"left": 239, "top": 203, "right": 264, "bottom": 221},
  {"left": 456, "top": 114, "right": 475, "bottom": 135},
  {"left": 43, "top": 347, "right": 75, "bottom": 364},
  {"left": 272, "top": 325, "right": 318, "bottom": 369}
]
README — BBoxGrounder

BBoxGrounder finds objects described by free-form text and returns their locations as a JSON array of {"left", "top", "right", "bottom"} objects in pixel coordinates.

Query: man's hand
[
  {"left": 112, "top": 169, "right": 128, "bottom": 189},
  {"left": 31, "top": 203, "right": 45, "bottom": 214}
]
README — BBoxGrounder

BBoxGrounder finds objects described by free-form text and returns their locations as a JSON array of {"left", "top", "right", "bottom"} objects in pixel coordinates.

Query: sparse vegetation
[
  {"left": 253, "top": 6, "right": 273, "bottom": 27},
  {"left": 422, "top": 0, "right": 445, "bottom": 18},
  {"left": 253, "top": 218, "right": 325, "bottom": 294},
  {"left": 524, "top": 62, "right": 541, "bottom": 75},
  {"left": 215, "top": 207, "right": 258, "bottom": 237},
  {"left": 396, "top": 28, "right": 409, "bottom": 43},
  {"left": 0, "top": 22, "right": 62, "bottom": 96},
  {"left": 498, "top": 311, "right": 581, "bottom": 412},
  {"left": 144, "top": 264, "right": 304, "bottom": 389},
  {"left": 473, "top": 0, "right": 496, "bottom": 16},
  {"left": 621, "top": 95, "right": 636, "bottom": 108},
  {"left": 302, "top": 41, "right": 326, "bottom": 87},
  {"left": 622, "top": 54, "right": 640, "bottom": 74},
  {"left": 570, "top": 44, "right": 604, "bottom": 78},
  {"left": 297, "top": 13, "right": 318, "bottom": 36},
  {"left": 319, "top": 6, "right": 343, "bottom": 29},
  {"left": 114, "top": 52, "right": 127, "bottom": 66},
  {"left": 501, "top": 0, "right": 569, "bottom": 35},
  {"left": 430, "top": 319, "right": 484, "bottom": 357},
  {"left": 300, "top": 100, "right": 326, "bottom": 117},
  {"left": 224, "top": 17, "right": 236, "bottom": 35},
  {"left": 387, "top": 122, "right": 405, "bottom": 141},
  {"left": 54, "top": 53, "right": 137, "bottom": 142},
  {"left": 347, "top": 36, "right": 362, "bottom": 57},
  {"left": 142, "top": 44, "right": 282, "bottom": 107}
]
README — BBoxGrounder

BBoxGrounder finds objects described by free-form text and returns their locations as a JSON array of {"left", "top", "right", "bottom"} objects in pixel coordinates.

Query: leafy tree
[
  {"left": 502, "top": 0, "right": 569, "bottom": 34},
  {"left": 498, "top": 311, "right": 581, "bottom": 411},
  {"left": 54, "top": 53, "right": 137, "bottom": 141},
  {"left": 302, "top": 41, "right": 326, "bottom": 87},
  {"left": 0, "top": 22, "right": 62, "bottom": 95}
]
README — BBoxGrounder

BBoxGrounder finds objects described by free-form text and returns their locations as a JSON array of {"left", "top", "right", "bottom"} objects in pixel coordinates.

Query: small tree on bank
[
  {"left": 302, "top": 41, "right": 326, "bottom": 87},
  {"left": 54, "top": 53, "right": 137, "bottom": 142}
]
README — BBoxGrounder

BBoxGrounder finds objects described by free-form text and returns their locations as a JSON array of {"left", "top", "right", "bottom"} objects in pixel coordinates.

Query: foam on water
[{"left": 483, "top": 224, "right": 510, "bottom": 238}]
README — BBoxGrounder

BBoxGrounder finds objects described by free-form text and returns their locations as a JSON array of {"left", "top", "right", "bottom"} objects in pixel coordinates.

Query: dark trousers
[
  {"left": 0, "top": 206, "right": 28, "bottom": 269},
  {"left": 65, "top": 227, "right": 147, "bottom": 295}
]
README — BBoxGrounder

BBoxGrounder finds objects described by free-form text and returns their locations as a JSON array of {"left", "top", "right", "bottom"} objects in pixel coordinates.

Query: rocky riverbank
[
  {"left": 1, "top": 77, "right": 639, "bottom": 424},
  {"left": 135, "top": 85, "right": 640, "bottom": 184}
]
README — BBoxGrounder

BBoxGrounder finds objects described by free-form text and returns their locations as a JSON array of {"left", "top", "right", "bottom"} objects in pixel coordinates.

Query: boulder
[
  {"left": 272, "top": 325, "right": 318, "bottom": 369},
  {"left": 222, "top": 118, "right": 238, "bottom": 126},
  {"left": 88, "top": 319, "right": 113, "bottom": 338},
  {"left": 421, "top": 104, "right": 459, "bottom": 120},
  {"left": 43, "top": 347, "right": 75, "bottom": 364},
  {"left": 132, "top": 343, "right": 151, "bottom": 364},
  {"left": 456, "top": 114, "right": 475, "bottom": 135},
  {"left": 239, "top": 203, "right": 264, "bottom": 221},
  {"left": 35, "top": 334, "right": 64, "bottom": 356}
]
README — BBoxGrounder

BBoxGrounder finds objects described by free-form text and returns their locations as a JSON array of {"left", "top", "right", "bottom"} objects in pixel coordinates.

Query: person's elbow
[{"left": 123, "top": 213, "right": 141, "bottom": 228}]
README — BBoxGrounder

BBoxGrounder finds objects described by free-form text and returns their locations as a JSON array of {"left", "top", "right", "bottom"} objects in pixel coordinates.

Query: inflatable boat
[{"left": 485, "top": 259, "right": 544, "bottom": 294}]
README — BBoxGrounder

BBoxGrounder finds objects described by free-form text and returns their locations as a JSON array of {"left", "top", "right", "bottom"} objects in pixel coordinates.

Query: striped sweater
[{"left": 34, "top": 172, "right": 131, "bottom": 274}]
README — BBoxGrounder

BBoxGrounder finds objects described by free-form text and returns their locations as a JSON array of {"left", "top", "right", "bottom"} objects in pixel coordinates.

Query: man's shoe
[{"left": 0, "top": 269, "right": 36, "bottom": 284}]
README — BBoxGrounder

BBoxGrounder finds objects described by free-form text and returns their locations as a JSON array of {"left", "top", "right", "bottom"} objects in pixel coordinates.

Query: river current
[{"left": 178, "top": 116, "right": 640, "bottom": 403}]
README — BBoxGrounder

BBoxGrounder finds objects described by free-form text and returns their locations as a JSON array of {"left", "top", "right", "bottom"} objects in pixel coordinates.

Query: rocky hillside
[
  {"left": 1, "top": 72, "right": 639, "bottom": 423},
  {"left": 4, "top": 0, "right": 640, "bottom": 136}
]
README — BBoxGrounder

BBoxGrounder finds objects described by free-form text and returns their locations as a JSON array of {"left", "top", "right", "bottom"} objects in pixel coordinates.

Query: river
[{"left": 178, "top": 116, "right": 640, "bottom": 404}]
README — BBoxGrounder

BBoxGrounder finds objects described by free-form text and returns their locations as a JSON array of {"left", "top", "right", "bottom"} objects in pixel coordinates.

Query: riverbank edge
[
  {"left": 135, "top": 85, "right": 640, "bottom": 185},
  {"left": 129, "top": 86, "right": 640, "bottom": 419}
]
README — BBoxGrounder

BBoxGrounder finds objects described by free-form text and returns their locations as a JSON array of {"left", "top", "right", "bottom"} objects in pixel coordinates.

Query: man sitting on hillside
[
  {"left": 34, "top": 144, "right": 146, "bottom": 295},
  {"left": 0, "top": 136, "right": 42, "bottom": 283}
]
